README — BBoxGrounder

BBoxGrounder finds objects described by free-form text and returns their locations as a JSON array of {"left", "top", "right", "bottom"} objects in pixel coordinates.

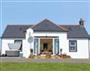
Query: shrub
[{"left": 59, "top": 54, "right": 71, "bottom": 59}]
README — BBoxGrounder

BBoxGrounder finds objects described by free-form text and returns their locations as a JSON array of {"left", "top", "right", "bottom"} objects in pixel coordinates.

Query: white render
[
  {"left": 1, "top": 38, "right": 24, "bottom": 54},
  {"left": 89, "top": 40, "right": 90, "bottom": 58},
  {"left": 1, "top": 28, "right": 89, "bottom": 59},
  {"left": 2, "top": 39, "right": 14, "bottom": 54},
  {"left": 67, "top": 39, "right": 89, "bottom": 59}
]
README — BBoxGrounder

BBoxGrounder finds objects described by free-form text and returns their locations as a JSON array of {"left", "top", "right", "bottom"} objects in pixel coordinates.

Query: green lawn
[{"left": 0, "top": 62, "right": 90, "bottom": 71}]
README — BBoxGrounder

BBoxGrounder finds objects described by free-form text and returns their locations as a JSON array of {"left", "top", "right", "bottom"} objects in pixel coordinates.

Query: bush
[{"left": 59, "top": 54, "right": 71, "bottom": 58}]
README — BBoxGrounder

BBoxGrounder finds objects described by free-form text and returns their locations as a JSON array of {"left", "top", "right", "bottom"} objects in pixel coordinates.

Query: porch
[{"left": 33, "top": 36, "right": 60, "bottom": 55}]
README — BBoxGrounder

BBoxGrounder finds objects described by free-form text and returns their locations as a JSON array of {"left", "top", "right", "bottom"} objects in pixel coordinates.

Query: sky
[
  {"left": 1, "top": 0, "right": 90, "bottom": 1},
  {"left": 0, "top": 0, "right": 90, "bottom": 38}
]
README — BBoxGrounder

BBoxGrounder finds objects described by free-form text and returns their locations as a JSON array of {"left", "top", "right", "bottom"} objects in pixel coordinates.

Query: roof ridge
[
  {"left": 31, "top": 19, "right": 48, "bottom": 29},
  {"left": 32, "top": 19, "right": 53, "bottom": 29},
  {"left": 59, "top": 24, "right": 79, "bottom": 26}
]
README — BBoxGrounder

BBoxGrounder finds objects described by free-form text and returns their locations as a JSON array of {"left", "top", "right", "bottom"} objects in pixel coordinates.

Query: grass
[{"left": 0, "top": 62, "right": 90, "bottom": 71}]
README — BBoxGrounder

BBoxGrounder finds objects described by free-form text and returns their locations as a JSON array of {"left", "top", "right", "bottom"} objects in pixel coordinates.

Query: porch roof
[{"left": 32, "top": 19, "right": 67, "bottom": 32}]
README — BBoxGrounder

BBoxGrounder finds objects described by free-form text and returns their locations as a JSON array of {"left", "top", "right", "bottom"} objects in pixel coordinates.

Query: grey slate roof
[
  {"left": 32, "top": 19, "right": 66, "bottom": 32},
  {"left": 2, "top": 25, "right": 32, "bottom": 38},
  {"left": 1, "top": 19, "right": 89, "bottom": 38},
  {"left": 60, "top": 25, "right": 89, "bottom": 38}
]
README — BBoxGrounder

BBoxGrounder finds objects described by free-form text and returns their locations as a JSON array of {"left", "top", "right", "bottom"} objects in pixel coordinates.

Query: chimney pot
[{"left": 79, "top": 18, "right": 84, "bottom": 27}]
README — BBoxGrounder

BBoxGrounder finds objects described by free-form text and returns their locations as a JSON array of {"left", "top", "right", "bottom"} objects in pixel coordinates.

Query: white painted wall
[
  {"left": 1, "top": 38, "right": 24, "bottom": 55},
  {"left": 59, "top": 33, "right": 68, "bottom": 55},
  {"left": 66, "top": 39, "right": 89, "bottom": 59},
  {"left": 1, "top": 38, "right": 31, "bottom": 58},
  {"left": 22, "top": 39, "right": 31, "bottom": 58},
  {"left": 1, "top": 39, "right": 14, "bottom": 54},
  {"left": 22, "top": 28, "right": 34, "bottom": 58},
  {"left": 89, "top": 39, "right": 90, "bottom": 58}
]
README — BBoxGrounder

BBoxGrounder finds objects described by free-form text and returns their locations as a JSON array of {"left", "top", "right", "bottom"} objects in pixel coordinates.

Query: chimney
[{"left": 79, "top": 18, "right": 84, "bottom": 27}]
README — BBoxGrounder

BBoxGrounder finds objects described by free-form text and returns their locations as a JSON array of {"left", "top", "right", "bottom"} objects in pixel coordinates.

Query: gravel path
[{"left": 0, "top": 57, "right": 90, "bottom": 63}]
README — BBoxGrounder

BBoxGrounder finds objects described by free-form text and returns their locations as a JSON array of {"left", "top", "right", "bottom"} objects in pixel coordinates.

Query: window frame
[
  {"left": 69, "top": 40, "right": 77, "bottom": 52},
  {"left": 14, "top": 40, "right": 22, "bottom": 51},
  {"left": 54, "top": 38, "right": 59, "bottom": 55}
]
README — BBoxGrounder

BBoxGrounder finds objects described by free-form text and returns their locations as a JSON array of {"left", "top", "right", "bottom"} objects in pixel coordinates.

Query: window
[
  {"left": 34, "top": 39, "right": 39, "bottom": 54},
  {"left": 14, "top": 40, "right": 22, "bottom": 51},
  {"left": 69, "top": 40, "right": 77, "bottom": 52},
  {"left": 54, "top": 38, "right": 59, "bottom": 54},
  {"left": 14, "top": 40, "right": 22, "bottom": 43}
]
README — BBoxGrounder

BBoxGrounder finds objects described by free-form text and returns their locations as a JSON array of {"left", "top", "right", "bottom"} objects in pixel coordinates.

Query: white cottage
[{"left": 1, "top": 19, "right": 89, "bottom": 58}]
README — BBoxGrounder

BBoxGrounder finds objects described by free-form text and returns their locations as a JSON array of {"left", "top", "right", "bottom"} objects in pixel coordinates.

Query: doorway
[
  {"left": 43, "top": 43, "right": 48, "bottom": 50},
  {"left": 40, "top": 39, "right": 52, "bottom": 54}
]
